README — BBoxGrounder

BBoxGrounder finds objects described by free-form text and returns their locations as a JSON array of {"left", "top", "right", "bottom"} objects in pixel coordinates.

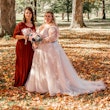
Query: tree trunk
[
  {"left": 70, "top": 0, "right": 85, "bottom": 28},
  {"left": 34, "top": 0, "right": 37, "bottom": 22},
  {"left": 62, "top": 13, "right": 65, "bottom": 20},
  {"left": 67, "top": 12, "right": 70, "bottom": 22},
  {"left": 102, "top": 0, "right": 106, "bottom": 19},
  {"left": 87, "top": 12, "right": 90, "bottom": 19},
  {"left": 0, "top": 0, "right": 16, "bottom": 37},
  {"left": 66, "top": 0, "right": 70, "bottom": 22}
]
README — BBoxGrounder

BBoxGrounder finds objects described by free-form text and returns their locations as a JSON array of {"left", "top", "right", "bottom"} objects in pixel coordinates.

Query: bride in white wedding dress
[{"left": 25, "top": 11, "right": 106, "bottom": 96}]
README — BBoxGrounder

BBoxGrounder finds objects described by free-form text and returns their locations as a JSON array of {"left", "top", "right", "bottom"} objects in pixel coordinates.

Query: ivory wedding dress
[{"left": 25, "top": 25, "right": 106, "bottom": 96}]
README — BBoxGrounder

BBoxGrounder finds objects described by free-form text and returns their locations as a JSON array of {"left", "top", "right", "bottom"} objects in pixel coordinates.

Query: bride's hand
[
  {"left": 32, "top": 42, "right": 38, "bottom": 50},
  {"left": 42, "top": 37, "right": 49, "bottom": 43}
]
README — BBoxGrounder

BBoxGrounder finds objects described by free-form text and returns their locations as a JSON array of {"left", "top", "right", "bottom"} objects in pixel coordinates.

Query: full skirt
[{"left": 25, "top": 41, "right": 106, "bottom": 96}]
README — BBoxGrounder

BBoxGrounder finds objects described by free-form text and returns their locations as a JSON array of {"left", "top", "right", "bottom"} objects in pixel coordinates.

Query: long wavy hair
[{"left": 23, "top": 7, "right": 35, "bottom": 26}]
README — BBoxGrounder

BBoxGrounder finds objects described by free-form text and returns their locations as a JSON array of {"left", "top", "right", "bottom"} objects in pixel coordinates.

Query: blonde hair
[{"left": 44, "top": 11, "right": 57, "bottom": 25}]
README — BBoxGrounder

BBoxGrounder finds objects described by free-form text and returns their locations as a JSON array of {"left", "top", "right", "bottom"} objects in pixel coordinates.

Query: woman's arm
[
  {"left": 13, "top": 23, "right": 27, "bottom": 40},
  {"left": 15, "top": 35, "right": 26, "bottom": 40},
  {"left": 43, "top": 26, "right": 59, "bottom": 43}
]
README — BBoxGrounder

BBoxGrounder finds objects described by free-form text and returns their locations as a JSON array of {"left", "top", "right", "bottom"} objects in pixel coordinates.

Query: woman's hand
[
  {"left": 24, "top": 36, "right": 29, "bottom": 45},
  {"left": 42, "top": 37, "right": 50, "bottom": 43},
  {"left": 32, "top": 42, "right": 39, "bottom": 50}
]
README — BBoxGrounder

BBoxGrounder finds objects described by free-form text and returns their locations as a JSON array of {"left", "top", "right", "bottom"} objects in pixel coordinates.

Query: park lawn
[{"left": 0, "top": 28, "right": 110, "bottom": 110}]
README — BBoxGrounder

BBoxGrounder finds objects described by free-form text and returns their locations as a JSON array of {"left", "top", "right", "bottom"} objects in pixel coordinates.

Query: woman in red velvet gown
[{"left": 13, "top": 7, "right": 36, "bottom": 87}]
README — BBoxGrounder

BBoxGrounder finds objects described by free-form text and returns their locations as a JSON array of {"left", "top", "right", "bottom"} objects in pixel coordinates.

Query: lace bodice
[{"left": 38, "top": 25, "right": 59, "bottom": 42}]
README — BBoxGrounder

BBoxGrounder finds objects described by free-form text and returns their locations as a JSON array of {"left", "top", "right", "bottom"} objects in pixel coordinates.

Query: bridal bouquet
[
  {"left": 28, "top": 31, "right": 42, "bottom": 43},
  {"left": 21, "top": 28, "right": 42, "bottom": 45},
  {"left": 29, "top": 32, "right": 43, "bottom": 50}
]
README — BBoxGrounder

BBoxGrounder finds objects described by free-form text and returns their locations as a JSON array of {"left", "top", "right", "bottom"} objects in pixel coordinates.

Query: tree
[
  {"left": 95, "top": 0, "right": 106, "bottom": 19},
  {"left": 0, "top": 0, "right": 16, "bottom": 37},
  {"left": 15, "top": 0, "right": 25, "bottom": 13},
  {"left": 70, "top": 0, "right": 84, "bottom": 28},
  {"left": 83, "top": 1, "right": 97, "bottom": 19},
  {"left": 70, "top": 0, "right": 99, "bottom": 28},
  {"left": 51, "top": 0, "right": 72, "bottom": 21},
  {"left": 102, "top": 0, "right": 106, "bottom": 19},
  {"left": 34, "top": 0, "right": 37, "bottom": 21}
]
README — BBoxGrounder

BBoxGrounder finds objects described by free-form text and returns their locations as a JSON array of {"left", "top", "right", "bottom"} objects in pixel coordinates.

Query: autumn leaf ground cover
[{"left": 0, "top": 28, "right": 110, "bottom": 110}]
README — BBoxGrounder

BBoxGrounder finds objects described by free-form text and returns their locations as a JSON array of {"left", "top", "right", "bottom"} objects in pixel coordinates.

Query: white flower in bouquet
[
  {"left": 21, "top": 28, "right": 32, "bottom": 45},
  {"left": 28, "top": 32, "right": 42, "bottom": 50},
  {"left": 28, "top": 32, "right": 42, "bottom": 43},
  {"left": 22, "top": 28, "right": 42, "bottom": 49}
]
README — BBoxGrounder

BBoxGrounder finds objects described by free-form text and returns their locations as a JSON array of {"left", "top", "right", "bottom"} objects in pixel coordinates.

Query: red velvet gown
[{"left": 13, "top": 22, "right": 35, "bottom": 87}]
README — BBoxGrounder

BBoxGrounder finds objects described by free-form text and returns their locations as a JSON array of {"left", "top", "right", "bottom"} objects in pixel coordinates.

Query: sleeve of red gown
[{"left": 13, "top": 22, "right": 22, "bottom": 38}]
